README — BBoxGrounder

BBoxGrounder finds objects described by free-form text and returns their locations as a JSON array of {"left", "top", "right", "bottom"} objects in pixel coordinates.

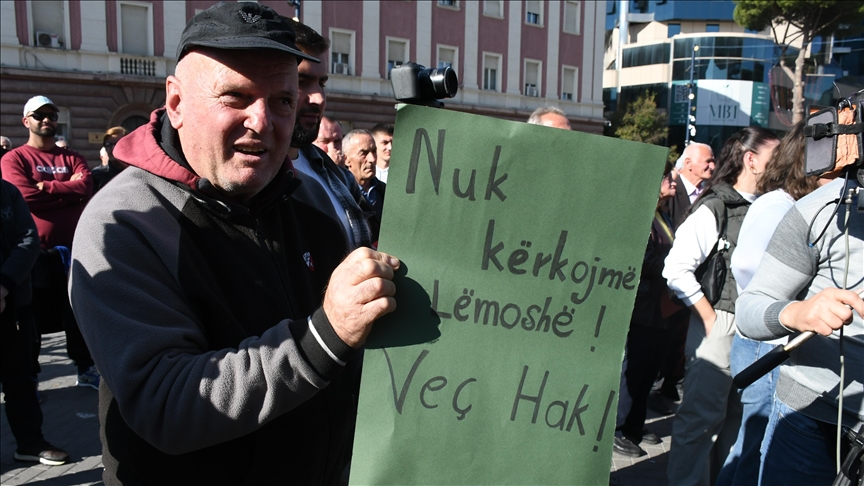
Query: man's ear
[
  {"left": 22, "top": 116, "right": 30, "bottom": 129},
  {"left": 165, "top": 76, "right": 183, "bottom": 129}
]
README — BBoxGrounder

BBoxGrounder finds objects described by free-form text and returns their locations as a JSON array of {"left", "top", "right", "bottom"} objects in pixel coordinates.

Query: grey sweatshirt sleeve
[
  {"left": 69, "top": 173, "right": 347, "bottom": 455},
  {"left": 736, "top": 205, "right": 819, "bottom": 341}
]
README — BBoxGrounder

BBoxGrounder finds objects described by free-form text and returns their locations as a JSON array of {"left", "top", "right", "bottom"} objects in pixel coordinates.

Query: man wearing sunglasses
[{"left": 0, "top": 96, "right": 98, "bottom": 397}]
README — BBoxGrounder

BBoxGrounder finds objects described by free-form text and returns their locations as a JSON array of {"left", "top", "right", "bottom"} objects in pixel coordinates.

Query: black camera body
[{"left": 390, "top": 62, "right": 458, "bottom": 107}]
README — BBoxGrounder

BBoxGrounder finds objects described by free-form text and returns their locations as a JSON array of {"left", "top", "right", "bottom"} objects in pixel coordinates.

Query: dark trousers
[
  {"left": 659, "top": 308, "right": 689, "bottom": 395},
  {"left": 620, "top": 324, "right": 673, "bottom": 438},
  {"left": 1, "top": 313, "right": 45, "bottom": 449},
  {"left": 32, "top": 250, "right": 94, "bottom": 373}
]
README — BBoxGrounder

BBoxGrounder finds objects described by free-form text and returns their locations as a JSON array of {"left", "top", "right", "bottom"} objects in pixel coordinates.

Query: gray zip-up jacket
[{"left": 737, "top": 177, "right": 863, "bottom": 429}]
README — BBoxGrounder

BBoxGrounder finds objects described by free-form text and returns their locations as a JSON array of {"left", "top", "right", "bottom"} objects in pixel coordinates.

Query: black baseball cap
[{"left": 176, "top": 2, "right": 319, "bottom": 63}]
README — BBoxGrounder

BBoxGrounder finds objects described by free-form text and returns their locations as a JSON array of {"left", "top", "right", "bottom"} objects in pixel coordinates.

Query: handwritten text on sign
[{"left": 350, "top": 105, "right": 668, "bottom": 486}]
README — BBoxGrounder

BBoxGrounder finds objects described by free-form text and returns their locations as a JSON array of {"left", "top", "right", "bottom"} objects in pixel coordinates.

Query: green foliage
[
  {"left": 613, "top": 92, "right": 678, "bottom": 162},
  {"left": 733, "top": 0, "right": 864, "bottom": 122},
  {"left": 615, "top": 92, "right": 668, "bottom": 144},
  {"left": 734, "top": 1, "right": 864, "bottom": 44}
]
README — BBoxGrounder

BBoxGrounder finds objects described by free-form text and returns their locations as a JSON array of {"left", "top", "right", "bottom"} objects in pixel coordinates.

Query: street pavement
[
  {"left": 0, "top": 332, "right": 101, "bottom": 486},
  {"left": 2, "top": 332, "right": 675, "bottom": 485}
]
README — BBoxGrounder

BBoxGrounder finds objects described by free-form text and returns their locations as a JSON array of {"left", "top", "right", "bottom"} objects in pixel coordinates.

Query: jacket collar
[{"left": 114, "top": 108, "right": 298, "bottom": 215}]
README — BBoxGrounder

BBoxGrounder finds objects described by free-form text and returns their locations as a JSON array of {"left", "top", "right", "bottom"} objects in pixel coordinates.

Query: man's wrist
[{"left": 288, "top": 308, "right": 356, "bottom": 380}]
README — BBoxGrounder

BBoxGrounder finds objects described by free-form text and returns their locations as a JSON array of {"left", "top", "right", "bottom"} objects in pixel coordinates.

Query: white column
[
  {"left": 505, "top": 0, "right": 522, "bottom": 96},
  {"left": 79, "top": 1, "right": 108, "bottom": 52},
  {"left": 303, "top": 0, "right": 322, "bottom": 39},
  {"left": 63, "top": 0, "right": 71, "bottom": 51},
  {"left": 361, "top": 0, "right": 380, "bottom": 81},
  {"left": 581, "top": 0, "right": 596, "bottom": 104},
  {"left": 462, "top": 0, "right": 479, "bottom": 91},
  {"left": 163, "top": 1, "right": 186, "bottom": 60},
  {"left": 591, "top": 1, "right": 606, "bottom": 108},
  {"left": 545, "top": 1, "right": 561, "bottom": 100},
  {"left": 0, "top": 0, "right": 20, "bottom": 67},
  {"left": 0, "top": 1, "right": 19, "bottom": 45},
  {"left": 415, "top": 0, "right": 432, "bottom": 67}
]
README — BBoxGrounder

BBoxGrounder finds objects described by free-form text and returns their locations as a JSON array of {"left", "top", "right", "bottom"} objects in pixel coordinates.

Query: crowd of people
[
  {"left": 0, "top": 2, "right": 861, "bottom": 485},
  {"left": 614, "top": 100, "right": 863, "bottom": 486}
]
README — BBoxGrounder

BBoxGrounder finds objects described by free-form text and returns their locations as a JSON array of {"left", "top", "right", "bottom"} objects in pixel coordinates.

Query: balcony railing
[{"left": 120, "top": 57, "right": 156, "bottom": 76}]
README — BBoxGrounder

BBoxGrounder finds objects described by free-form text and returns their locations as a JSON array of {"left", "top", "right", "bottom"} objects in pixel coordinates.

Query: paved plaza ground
[{"left": 2, "top": 332, "right": 675, "bottom": 485}]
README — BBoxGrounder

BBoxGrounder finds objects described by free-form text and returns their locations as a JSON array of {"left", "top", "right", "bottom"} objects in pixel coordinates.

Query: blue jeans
[
  {"left": 759, "top": 395, "right": 837, "bottom": 486},
  {"left": 716, "top": 334, "right": 778, "bottom": 486}
]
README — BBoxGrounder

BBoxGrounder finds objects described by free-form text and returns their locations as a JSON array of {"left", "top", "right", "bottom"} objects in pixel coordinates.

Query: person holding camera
[
  {"left": 737, "top": 94, "right": 864, "bottom": 485},
  {"left": 663, "top": 127, "right": 779, "bottom": 485}
]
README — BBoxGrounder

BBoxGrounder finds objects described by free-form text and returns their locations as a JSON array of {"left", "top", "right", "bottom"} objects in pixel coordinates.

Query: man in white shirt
[
  {"left": 371, "top": 123, "right": 393, "bottom": 184},
  {"left": 668, "top": 143, "right": 715, "bottom": 228},
  {"left": 654, "top": 142, "right": 715, "bottom": 407}
]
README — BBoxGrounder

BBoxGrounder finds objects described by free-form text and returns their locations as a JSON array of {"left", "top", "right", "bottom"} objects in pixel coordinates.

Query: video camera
[
  {"left": 804, "top": 90, "right": 864, "bottom": 193},
  {"left": 390, "top": 62, "right": 458, "bottom": 107}
]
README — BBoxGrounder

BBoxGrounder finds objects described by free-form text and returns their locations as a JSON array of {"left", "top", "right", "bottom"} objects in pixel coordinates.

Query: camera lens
[
  {"left": 427, "top": 67, "right": 458, "bottom": 99},
  {"left": 390, "top": 61, "right": 460, "bottom": 105}
]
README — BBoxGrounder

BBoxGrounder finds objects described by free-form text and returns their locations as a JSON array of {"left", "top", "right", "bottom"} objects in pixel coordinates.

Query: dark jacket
[
  {"left": 91, "top": 163, "right": 123, "bottom": 194},
  {"left": 665, "top": 174, "right": 694, "bottom": 231},
  {"left": 689, "top": 182, "right": 751, "bottom": 314},
  {"left": 0, "top": 180, "right": 41, "bottom": 323},
  {"left": 297, "top": 145, "right": 376, "bottom": 248},
  {"left": 70, "top": 110, "right": 359, "bottom": 485},
  {"left": 364, "top": 178, "right": 386, "bottom": 242},
  {"left": 630, "top": 210, "right": 679, "bottom": 329}
]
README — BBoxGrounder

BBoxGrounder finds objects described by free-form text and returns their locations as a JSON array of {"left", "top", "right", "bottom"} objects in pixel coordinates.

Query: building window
[
  {"left": 437, "top": 45, "right": 457, "bottom": 74},
  {"left": 118, "top": 2, "right": 153, "bottom": 56},
  {"left": 524, "top": 59, "right": 541, "bottom": 97},
  {"left": 668, "top": 23, "right": 681, "bottom": 37},
  {"left": 55, "top": 107, "right": 71, "bottom": 142},
  {"left": 387, "top": 38, "right": 409, "bottom": 78},
  {"left": 483, "top": 53, "right": 501, "bottom": 92},
  {"left": 563, "top": 1, "right": 581, "bottom": 35},
  {"left": 330, "top": 30, "right": 354, "bottom": 75},
  {"left": 706, "top": 24, "right": 720, "bottom": 33},
  {"left": 30, "top": 0, "right": 66, "bottom": 48},
  {"left": 525, "top": 1, "right": 543, "bottom": 26},
  {"left": 483, "top": 0, "right": 503, "bottom": 18},
  {"left": 437, "top": 0, "right": 458, "bottom": 8},
  {"left": 561, "top": 66, "right": 578, "bottom": 101}
]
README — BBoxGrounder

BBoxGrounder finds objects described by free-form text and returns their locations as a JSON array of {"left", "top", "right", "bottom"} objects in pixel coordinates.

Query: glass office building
[{"left": 603, "top": 0, "right": 862, "bottom": 151}]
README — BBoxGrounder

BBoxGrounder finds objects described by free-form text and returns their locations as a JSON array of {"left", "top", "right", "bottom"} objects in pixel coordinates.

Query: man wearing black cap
[{"left": 68, "top": 3, "right": 399, "bottom": 484}]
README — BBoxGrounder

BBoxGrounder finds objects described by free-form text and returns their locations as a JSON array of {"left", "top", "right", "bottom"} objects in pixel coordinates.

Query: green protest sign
[{"left": 350, "top": 105, "right": 668, "bottom": 485}]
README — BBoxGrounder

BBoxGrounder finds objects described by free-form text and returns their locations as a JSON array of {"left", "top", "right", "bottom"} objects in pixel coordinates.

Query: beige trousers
[{"left": 667, "top": 309, "right": 743, "bottom": 486}]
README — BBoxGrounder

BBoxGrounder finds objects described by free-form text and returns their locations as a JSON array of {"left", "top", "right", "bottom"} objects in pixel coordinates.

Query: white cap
[{"left": 23, "top": 96, "right": 58, "bottom": 116}]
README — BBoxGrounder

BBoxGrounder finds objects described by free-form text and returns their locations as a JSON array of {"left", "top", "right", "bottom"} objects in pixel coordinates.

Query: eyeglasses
[{"left": 29, "top": 112, "right": 59, "bottom": 122}]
